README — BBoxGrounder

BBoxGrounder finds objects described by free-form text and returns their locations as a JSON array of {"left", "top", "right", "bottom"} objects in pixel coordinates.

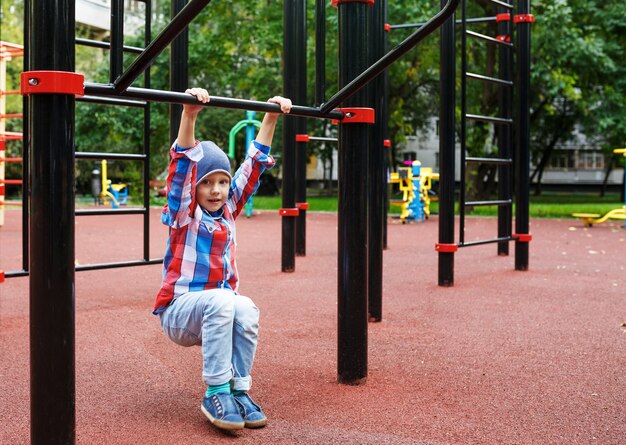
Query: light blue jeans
[{"left": 159, "top": 288, "right": 259, "bottom": 391}]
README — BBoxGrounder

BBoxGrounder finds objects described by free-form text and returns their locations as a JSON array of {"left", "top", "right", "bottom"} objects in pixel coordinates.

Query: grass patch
[{"left": 149, "top": 191, "right": 624, "bottom": 220}]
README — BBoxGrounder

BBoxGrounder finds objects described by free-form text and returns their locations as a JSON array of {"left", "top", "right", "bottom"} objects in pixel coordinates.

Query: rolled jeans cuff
[
  {"left": 232, "top": 375, "right": 252, "bottom": 392},
  {"left": 203, "top": 367, "right": 233, "bottom": 386}
]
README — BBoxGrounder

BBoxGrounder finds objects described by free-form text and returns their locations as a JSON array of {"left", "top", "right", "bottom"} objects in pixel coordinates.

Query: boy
[{"left": 153, "top": 88, "right": 292, "bottom": 431}]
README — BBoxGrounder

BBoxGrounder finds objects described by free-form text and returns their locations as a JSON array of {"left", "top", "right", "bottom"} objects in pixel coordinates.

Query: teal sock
[
  {"left": 233, "top": 389, "right": 246, "bottom": 396},
  {"left": 206, "top": 382, "right": 231, "bottom": 397}
]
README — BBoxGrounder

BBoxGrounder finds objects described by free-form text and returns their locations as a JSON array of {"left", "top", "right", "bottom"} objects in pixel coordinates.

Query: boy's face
[{"left": 196, "top": 172, "right": 231, "bottom": 213}]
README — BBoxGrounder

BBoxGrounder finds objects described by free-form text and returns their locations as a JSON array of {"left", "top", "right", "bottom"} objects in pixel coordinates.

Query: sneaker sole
[
  {"left": 201, "top": 404, "right": 245, "bottom": 430},
  {"left": 244, "top": 418, "right": 267, "bottom": 429}
]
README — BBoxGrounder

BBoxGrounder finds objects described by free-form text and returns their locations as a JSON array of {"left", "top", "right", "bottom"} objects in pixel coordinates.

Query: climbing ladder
[{"left": 459, "top": 0, "right": 515, "bottom": 252}]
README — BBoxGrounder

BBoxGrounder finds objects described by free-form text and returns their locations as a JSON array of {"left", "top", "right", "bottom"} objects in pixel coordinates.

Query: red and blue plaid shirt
[{"left": 153, "top": 139, "right": 274, "bottom": 314}]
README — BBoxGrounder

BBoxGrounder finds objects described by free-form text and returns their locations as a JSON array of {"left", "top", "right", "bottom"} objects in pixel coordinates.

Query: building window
[
  {"left": 577, "top": 152, "right": 604, "bottom": 170},
  {"left": 549, "top": 151, "right": 575, "bottom": 169},
  {"left": 403, "top": 152, "right": 417, "bottom": 163}
]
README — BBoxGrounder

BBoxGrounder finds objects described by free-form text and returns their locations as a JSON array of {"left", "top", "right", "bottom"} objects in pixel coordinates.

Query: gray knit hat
[{"left": 197, "top": 141, "right": 232, "bottom": 183}]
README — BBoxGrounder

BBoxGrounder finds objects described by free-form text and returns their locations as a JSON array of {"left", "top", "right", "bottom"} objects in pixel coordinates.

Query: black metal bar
[
  {"left": 438, "top": 0, "right": 456, "bottom": 287},
  {"left": 114, "top": 0, "right": 211, "bottom": 92},
  {"left": 308, "top": 136, "right": 338, "bottom": 142},
  {"left": 110, "top": 0, "right": 124, "bottom": 84},
  {"left": 21, "top": 1, "right": 30, "bottom": 273},
  {"left": 459, "top": 236, "right": 515, "bottom": 248},
  {"left": 75, "top": 208, "right": 147, "bottom": 216},
  {"left": 320, "top": 0, "right": 461, "bottom": 113},
  {"left": 78, "top": 95, "right": 147, "bottom": 108},
  {"left": 5, "top": 269, "right": 29, "bottom": 278},
  {"left": 466, "top": 156, "right": 512, "bottom": 164},
  {"left": 169, "top": 0, "right": 189, "bottom": 145},
  {"left": 465, "top": 113, "right": 513, "bottom": 125},
  {"left": 497, "top": 1, "right": 513, "bottom": 256},
  {"left": 459, "top": 0, "right": 467, "bottom": 246},
  {"left": 382, "top": 1, "right": 390, "bottom": 251},
  {"left": 515, "top": 0, "right": 531, "bottom": 271},
  {"left": 315, "top": 0, "right": 326, "bottom": 106},
  {"left": 465, "top": 199, "right": 512, "bottom": 207},
  {"left": 75, "top": 37, "right": 143, "bottom": 54},
  {"left": 75, "top": 152, "right": 147, "bottom": 161},
  {"left": 143, "top": 0, "right": 152, "bottom": 263},
  {"left": 287, "top": 0, "right": 307, "bottom": 258},
  {"left": 281, "top": 0, "right": 299, "bottom": 270},
  {"left": 75, "top": 258, "right": 163, "bottom": 272},
  {"left": 389, "top": 16, "right": 497, "bottom": 30},
  {"left": 368, "top": 0, "right": 386, "bottom": 323},
  {"left": 485, "top": 0, "right": 514, "bottom": 10},
  {"left": 466, "top": 30, "right": 514, "bottom": 47},
  {"left": 466, "top": 72, "right": 513, "bottom": 87},
  {"left": 83, "top": 83, "right": 345, "bottom": 120},
  {"left": 336, "top": 0, "right": 370, "bottom": 385},
  {"left": 28, "top": 0, "right": 76, "bottom": 442}
]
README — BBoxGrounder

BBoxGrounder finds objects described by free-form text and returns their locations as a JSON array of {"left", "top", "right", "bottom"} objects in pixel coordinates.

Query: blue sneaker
[
  {"left": 233, "top": 392, "right": 267, "bottom": 428},
  {"left": 201, "top": 393, "right": 245, "bottom": 430}
]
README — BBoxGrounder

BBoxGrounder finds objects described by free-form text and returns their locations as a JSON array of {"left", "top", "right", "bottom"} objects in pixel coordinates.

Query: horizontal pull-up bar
[
  {"left": 390, "top": 16, "right": 497, "bottom": 30},
  {"left": 84, "top": 83, "right": 345, "bottom": 120},
  {"left": 320, "top": 0, "right": 460, "bottom": 113}
]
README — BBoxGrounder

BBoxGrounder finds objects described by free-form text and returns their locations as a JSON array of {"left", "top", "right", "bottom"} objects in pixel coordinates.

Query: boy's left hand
[{"left": 267, "top": 96, "right": 292, "bottom": 114}]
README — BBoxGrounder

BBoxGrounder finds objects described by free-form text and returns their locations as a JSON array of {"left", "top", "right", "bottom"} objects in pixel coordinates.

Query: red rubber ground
[{"left": 1, "top": 209, "right": 624, "bottom": 444}]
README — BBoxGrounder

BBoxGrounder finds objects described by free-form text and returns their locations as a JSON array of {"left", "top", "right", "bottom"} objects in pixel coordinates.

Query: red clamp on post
[
  {"left": 384, "top": 23, "right": 391, "bottom": 32},
  {"left": 279, "top": 208, "right": 299, "bottom": 217},
  {"left": 435, "top": 243, "right": 458, "bottom": 253},
  {"left": 295, "top": 134, "right": 310, "bottom": 142},
  {"left": 513, "top": 233, "right": 532, "bottom": 242},
  {"left": 21, "top": 71, "right": 84, "bottom": 96},
  {"left": 296, "top": 202, "right": 309, "bottom": 211},
  {"left": 383, "top": 139, "right": 392, "bottom": 148},
  {"left": 332, "top": 107, "right": 375, "bottom": 125},
  {"left": 514, "top": 14, "right": 535, "bottom": 24},
  {"left": 496, "top": 13, "right": 511, "bottom": 22},
  {"left": 496, "top": 35, "right": 511, "bottom": 42},
  {"left": 0, "top": 270, "right": 4, "bottom": 283},
  {"left": 331, "top": 0, "right": 375, "bottom": 7}
]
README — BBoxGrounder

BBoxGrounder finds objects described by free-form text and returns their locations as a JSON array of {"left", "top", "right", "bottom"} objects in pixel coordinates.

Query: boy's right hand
[{"left": 183, "top": 88, "right": 210, "bottom": 114}]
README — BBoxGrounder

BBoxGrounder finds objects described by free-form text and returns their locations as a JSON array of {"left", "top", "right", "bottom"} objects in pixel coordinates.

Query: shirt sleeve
[
  {"left": 161, "top": 140, "right": 203, "bottom": 228},
  {"left": 227, "top": 140, "right": 275, "bottom": 219}
]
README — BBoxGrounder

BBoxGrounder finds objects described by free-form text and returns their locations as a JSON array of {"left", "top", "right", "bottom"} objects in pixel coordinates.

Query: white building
[{"left": 77, "top": 0, "right": 146, "bottom": 37}]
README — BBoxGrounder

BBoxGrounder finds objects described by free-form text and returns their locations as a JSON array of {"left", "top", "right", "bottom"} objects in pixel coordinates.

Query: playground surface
[{"left": 0, "top": 209, "right": 624, "bottom": 445}]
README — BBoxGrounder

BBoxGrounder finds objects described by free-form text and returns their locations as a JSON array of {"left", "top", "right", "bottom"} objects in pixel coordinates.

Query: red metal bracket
[
  {"left": 496, "top": 35, "right": 511, "bottom": 42},
  {"left": 296, "top": 202, "right": 309, "bottom": 211},
  {"left": 513, "top": 233, "right": 532, "bottom": 242},
  {"left": 295, "top": 134, "right": 310, "bottom": 142},
  {"left": 384, "top": 23, "right": 391, "bottom": 32},
  {"left": 514, "top": 14, "right": 535, "bottom": 24},
  {"left": 279, "top": 208, "right": 299, "bottom": 217},
  {"left": 332, "top": 107, "right": 375, "bottom": 125},
  {"left": 435, "top": 243, "right": 458, "bottom": 253},
  {"left": 331, "top": 0, "right": 375, "bottom": 7},
  {"left": 496, "top": 13, "right": 511, "bottom": 22},
  {"left": 0, "top": 270, "right": 4, "bottom": 283},
  {"left": 383, "top": 139, "right": 392, "bottom": 147},
  {"left": 21, "top": 71, "right": 84, "bottom": 96}
]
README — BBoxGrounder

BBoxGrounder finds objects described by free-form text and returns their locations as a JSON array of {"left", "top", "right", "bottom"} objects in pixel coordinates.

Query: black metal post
[
  {"left": 169, "top": 0, "right": 189, "bottom": 144},
  {"left": 382, "top": 2, "right": 390, "bottom": 251},
  {"left": 110, "top": 0, "right": 124, "bottom": 83},
  {"left": 28, "top": 0, "right": 76, "bottom": 443},
  {"left": 438, "top": 0, "right": 456, "bottom": 286},
  {"left": 281, "top": 0, "right": 300, "bottom": 271},
  {"left": 497, "top": 4, "right": 513, "bottom": 256},
  {"left": 21, "top": 0, "right": 30, "bottom": 273},
  {"left": 515, "top": 0, "right": 531, "bottom": 270},
  {"left": 290, "top": 0, "right": 308, "bottom": 257},
  {"left": 367, "top": 0, "right": 386, "bottom": 322},
  {"left": 336, "top": 0, "right": 371, "bottom": 385},
  {"left": 143, "top": 0, "right": 152, "bottom": 262},
  {"left": 315, "top": 0, "right": 326, "bottom": 106}
]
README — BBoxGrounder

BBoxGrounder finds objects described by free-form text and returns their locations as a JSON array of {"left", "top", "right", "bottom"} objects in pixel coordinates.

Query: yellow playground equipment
[
  {"left": 100, "top": 159, "right": 129, "bottom": 208},
  {"left": 388, "top": 160, "right": 439, "bottom": 223},
  {"left": 572, "top": 148, "right": 626, "bottom": 228}
]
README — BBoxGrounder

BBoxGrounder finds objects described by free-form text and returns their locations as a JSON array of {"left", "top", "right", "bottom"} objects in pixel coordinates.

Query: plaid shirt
[{"left": 153, "top": 139, "right": 274, "bottom": 314}]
